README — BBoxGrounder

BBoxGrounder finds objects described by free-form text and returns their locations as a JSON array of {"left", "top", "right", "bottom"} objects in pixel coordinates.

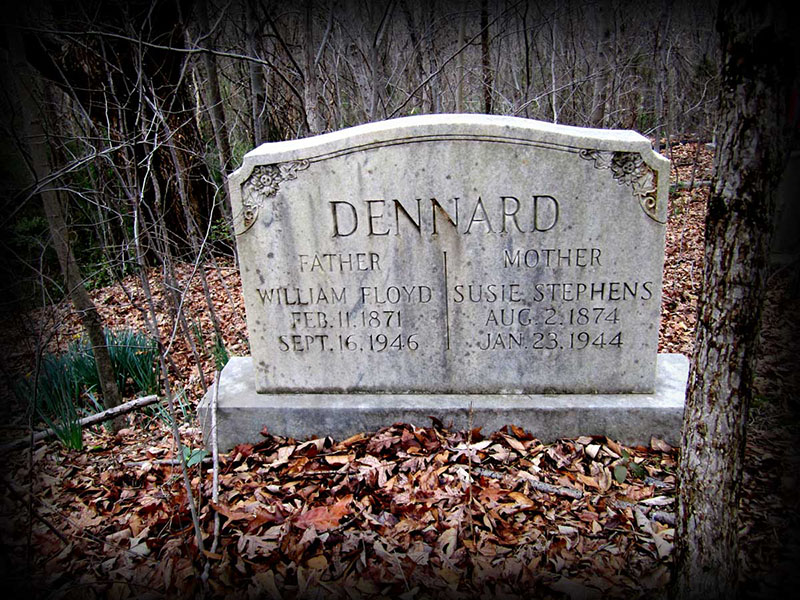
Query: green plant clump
[
  {"left": 72, "top": 328, "right": 160, "bottom": 397},
  {"left": 16, "top": 353, "right": 84, "bottom": 449},
  {"left": 148, "top": 387, "right": 190, "bottom": 427},
  {"left": 211, "top": 335, "right": 230, "bottom": 371},
  {"left": 191, "top": 319, "right": 229, "bottom": 371},
  {"left": 17, "top": 328, "right": 160, "bottom": 449}
]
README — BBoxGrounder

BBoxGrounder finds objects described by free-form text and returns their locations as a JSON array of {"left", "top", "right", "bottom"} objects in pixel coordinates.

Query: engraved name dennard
[{"left": 329, "top": 195, "right": 558, "bottom": 236}]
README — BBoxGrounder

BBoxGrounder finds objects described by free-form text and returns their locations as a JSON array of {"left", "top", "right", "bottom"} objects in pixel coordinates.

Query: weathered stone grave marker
[{"left": 199, "top": 115, "right": 687, "bottom": 451}]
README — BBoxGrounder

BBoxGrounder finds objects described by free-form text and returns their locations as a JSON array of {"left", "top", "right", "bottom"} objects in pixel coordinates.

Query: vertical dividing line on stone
[{"left": 443, "top": 251, "right": 451, "bottom": 351}]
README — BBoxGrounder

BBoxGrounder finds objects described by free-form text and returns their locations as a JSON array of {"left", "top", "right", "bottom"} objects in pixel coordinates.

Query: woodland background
[
  {"left": 1, "top": 0, "right": 718, "bottom": 312},
  {"left": 1, "top": 1, "right": 798, "bottom": 598}
]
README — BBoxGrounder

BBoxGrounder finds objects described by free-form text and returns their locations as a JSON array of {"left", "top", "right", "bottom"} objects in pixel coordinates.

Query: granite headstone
[{"left": 199, "top": 115, "right": 687, "bottom": 450}]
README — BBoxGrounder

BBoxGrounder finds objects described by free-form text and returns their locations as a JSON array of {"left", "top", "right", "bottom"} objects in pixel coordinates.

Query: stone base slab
[{"left": 198, "top": 354, "right": 688, "bottom": 453}]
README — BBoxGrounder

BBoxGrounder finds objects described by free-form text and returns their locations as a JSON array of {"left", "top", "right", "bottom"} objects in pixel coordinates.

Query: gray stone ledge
[{"left": 198, "top": 354, "right": 688, "bottom": 453}]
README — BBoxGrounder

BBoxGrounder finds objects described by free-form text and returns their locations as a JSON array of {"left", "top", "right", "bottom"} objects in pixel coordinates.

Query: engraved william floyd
[{"left": 232, "top": 115, "right": 669, "bottom": 396}]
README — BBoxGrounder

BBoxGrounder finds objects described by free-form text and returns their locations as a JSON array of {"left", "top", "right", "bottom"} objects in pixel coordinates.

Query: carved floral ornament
[
  {"left": 240, "top": 159, "right": 310, "bottom": 232},
  {"left": 579, "top": 149, "right": 662, "bottom": 223}
]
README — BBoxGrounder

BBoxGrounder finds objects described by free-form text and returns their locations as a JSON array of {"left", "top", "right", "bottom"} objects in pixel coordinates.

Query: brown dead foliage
[
  {"left": 4, "top": 419, "right": 681, "bottom": 599},
  {"left": 659, "top": 141, "right": 712, "bottom": 356},
  {"left": 1, "top": 143, "right": 798, "bottom": 598}
]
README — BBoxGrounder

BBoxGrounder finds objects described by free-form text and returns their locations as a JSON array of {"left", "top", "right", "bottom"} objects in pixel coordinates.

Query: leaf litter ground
[{"left": 1, "top": 143, "right": 799, "bottom": 599}]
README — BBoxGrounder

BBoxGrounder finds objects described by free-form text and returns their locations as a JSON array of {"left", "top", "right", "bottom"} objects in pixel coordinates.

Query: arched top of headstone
[{"left": 233, "top": 115, "right": 668, "bottom": 234}]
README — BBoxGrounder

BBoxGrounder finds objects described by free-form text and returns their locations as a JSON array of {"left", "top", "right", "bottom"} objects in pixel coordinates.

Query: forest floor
[{"left": 1, "top": 142, "right": 798, "bottom": 599}]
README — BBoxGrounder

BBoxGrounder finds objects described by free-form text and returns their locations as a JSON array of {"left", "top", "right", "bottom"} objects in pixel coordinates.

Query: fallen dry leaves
[
  {"left": 659, "top": 141, "right": 711, "bottom": 356},
  {"left": 4, "top": 419, "right": 683, "bottom": 598},
  {"left": 1, "top": 142, "right": 798, "bottom": 598}
]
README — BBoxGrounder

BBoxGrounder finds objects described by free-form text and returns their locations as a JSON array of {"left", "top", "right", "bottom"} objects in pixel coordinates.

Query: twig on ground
[
  {"left": 123, "top": 458, "right": 212, "bottom": 467},
  {"left": 466, "top": 402, "right": 476, "bottom": 547},
  {"left": 612, "top": 499, "right": 676, "bottom": 526},
  {"left": 0, "top": 395, "right": 160, "bottom": 453},
  {"left": 673, "top": 180, "right": 711, "bottom": 190},
  {"left": 474, "top": 466, "right": 585, "bottom": 499},
  {"left": 202, "top": 371, "right": 222, "bottom": 581}
]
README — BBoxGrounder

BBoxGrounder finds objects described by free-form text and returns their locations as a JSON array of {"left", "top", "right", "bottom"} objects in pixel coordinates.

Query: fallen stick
[
  {"left": 202, "top": 370, "right": 222, "bottom": 584},
  {"left": 612, "top": 499, "right": 676, "bottom": 526},
  {"left": 0, "top": 395, "right": 159, "bottom": 453},
  {"left": 123, "top": 458, "right": 212, "bottom": 467},
  {"left": 473, "top": 466, "right": 585, "bottom": 499},
  {"left": 673, "top": 179, "right": 711, "bottom": 190}
]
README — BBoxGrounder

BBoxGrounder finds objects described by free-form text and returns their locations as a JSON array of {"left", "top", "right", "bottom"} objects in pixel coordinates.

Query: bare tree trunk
[
  {"left": 672, "top": 1, "right": 797, "bottom": 597},
  {"left": 426, "top": 4, "right": 440, "bottom": 113},
  {"left": 151, "top": 195, "right": 210, "bottom": 396},
  {"left": 41, "top": 190, "right": 123, "bottom": 417},
  {"left": 590, "top": 3, "right": 610, "bottom": 127},
  {"left": 400, "top": 0, "right": 432, "bottom": 113},
  {"left": 521, "top": 2, "right": 530, "bottom": 101},
  {"left": 150, "top": 96, "right": 225, "bottom": 342},
  {"left": 480, "top": 0, "right": 492, "bottom": 114},
  {"left": 550, "top": 15, "right": 558, "bottom": 123},
  {"left": 131, "top": 170, "right": 206, "bottom": 563},
  {"left": 247, "top": 0, "right": 268, "bottom": 145},
  {"left": 194, "top": 0, "right": 235, "bottom": 237},
  {"left": 193, "top": 2, "right": 232, "bottom": 172},
  {"left": 8, "top": 28, "right": 123, "bottom": 422},
  {"left": 368, "top": 21, "right": 381, "bottom": 120},
  {"left": 456, "top": 2, "right": 466, "bottom": 112},
  {"left": 303, "top": 0, "right": 326, "bottom": 134},
  {"left": 136, "top": 108, "right": 209, "bottom": 395},
  {"left": 652, "top": 0, "right": 673, "bottom": 152}
]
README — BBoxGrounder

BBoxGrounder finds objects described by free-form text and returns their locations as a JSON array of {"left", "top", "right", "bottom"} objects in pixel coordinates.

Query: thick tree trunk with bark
[{"left": 672, "top": 1, "right": 797, "bottom": 597}]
